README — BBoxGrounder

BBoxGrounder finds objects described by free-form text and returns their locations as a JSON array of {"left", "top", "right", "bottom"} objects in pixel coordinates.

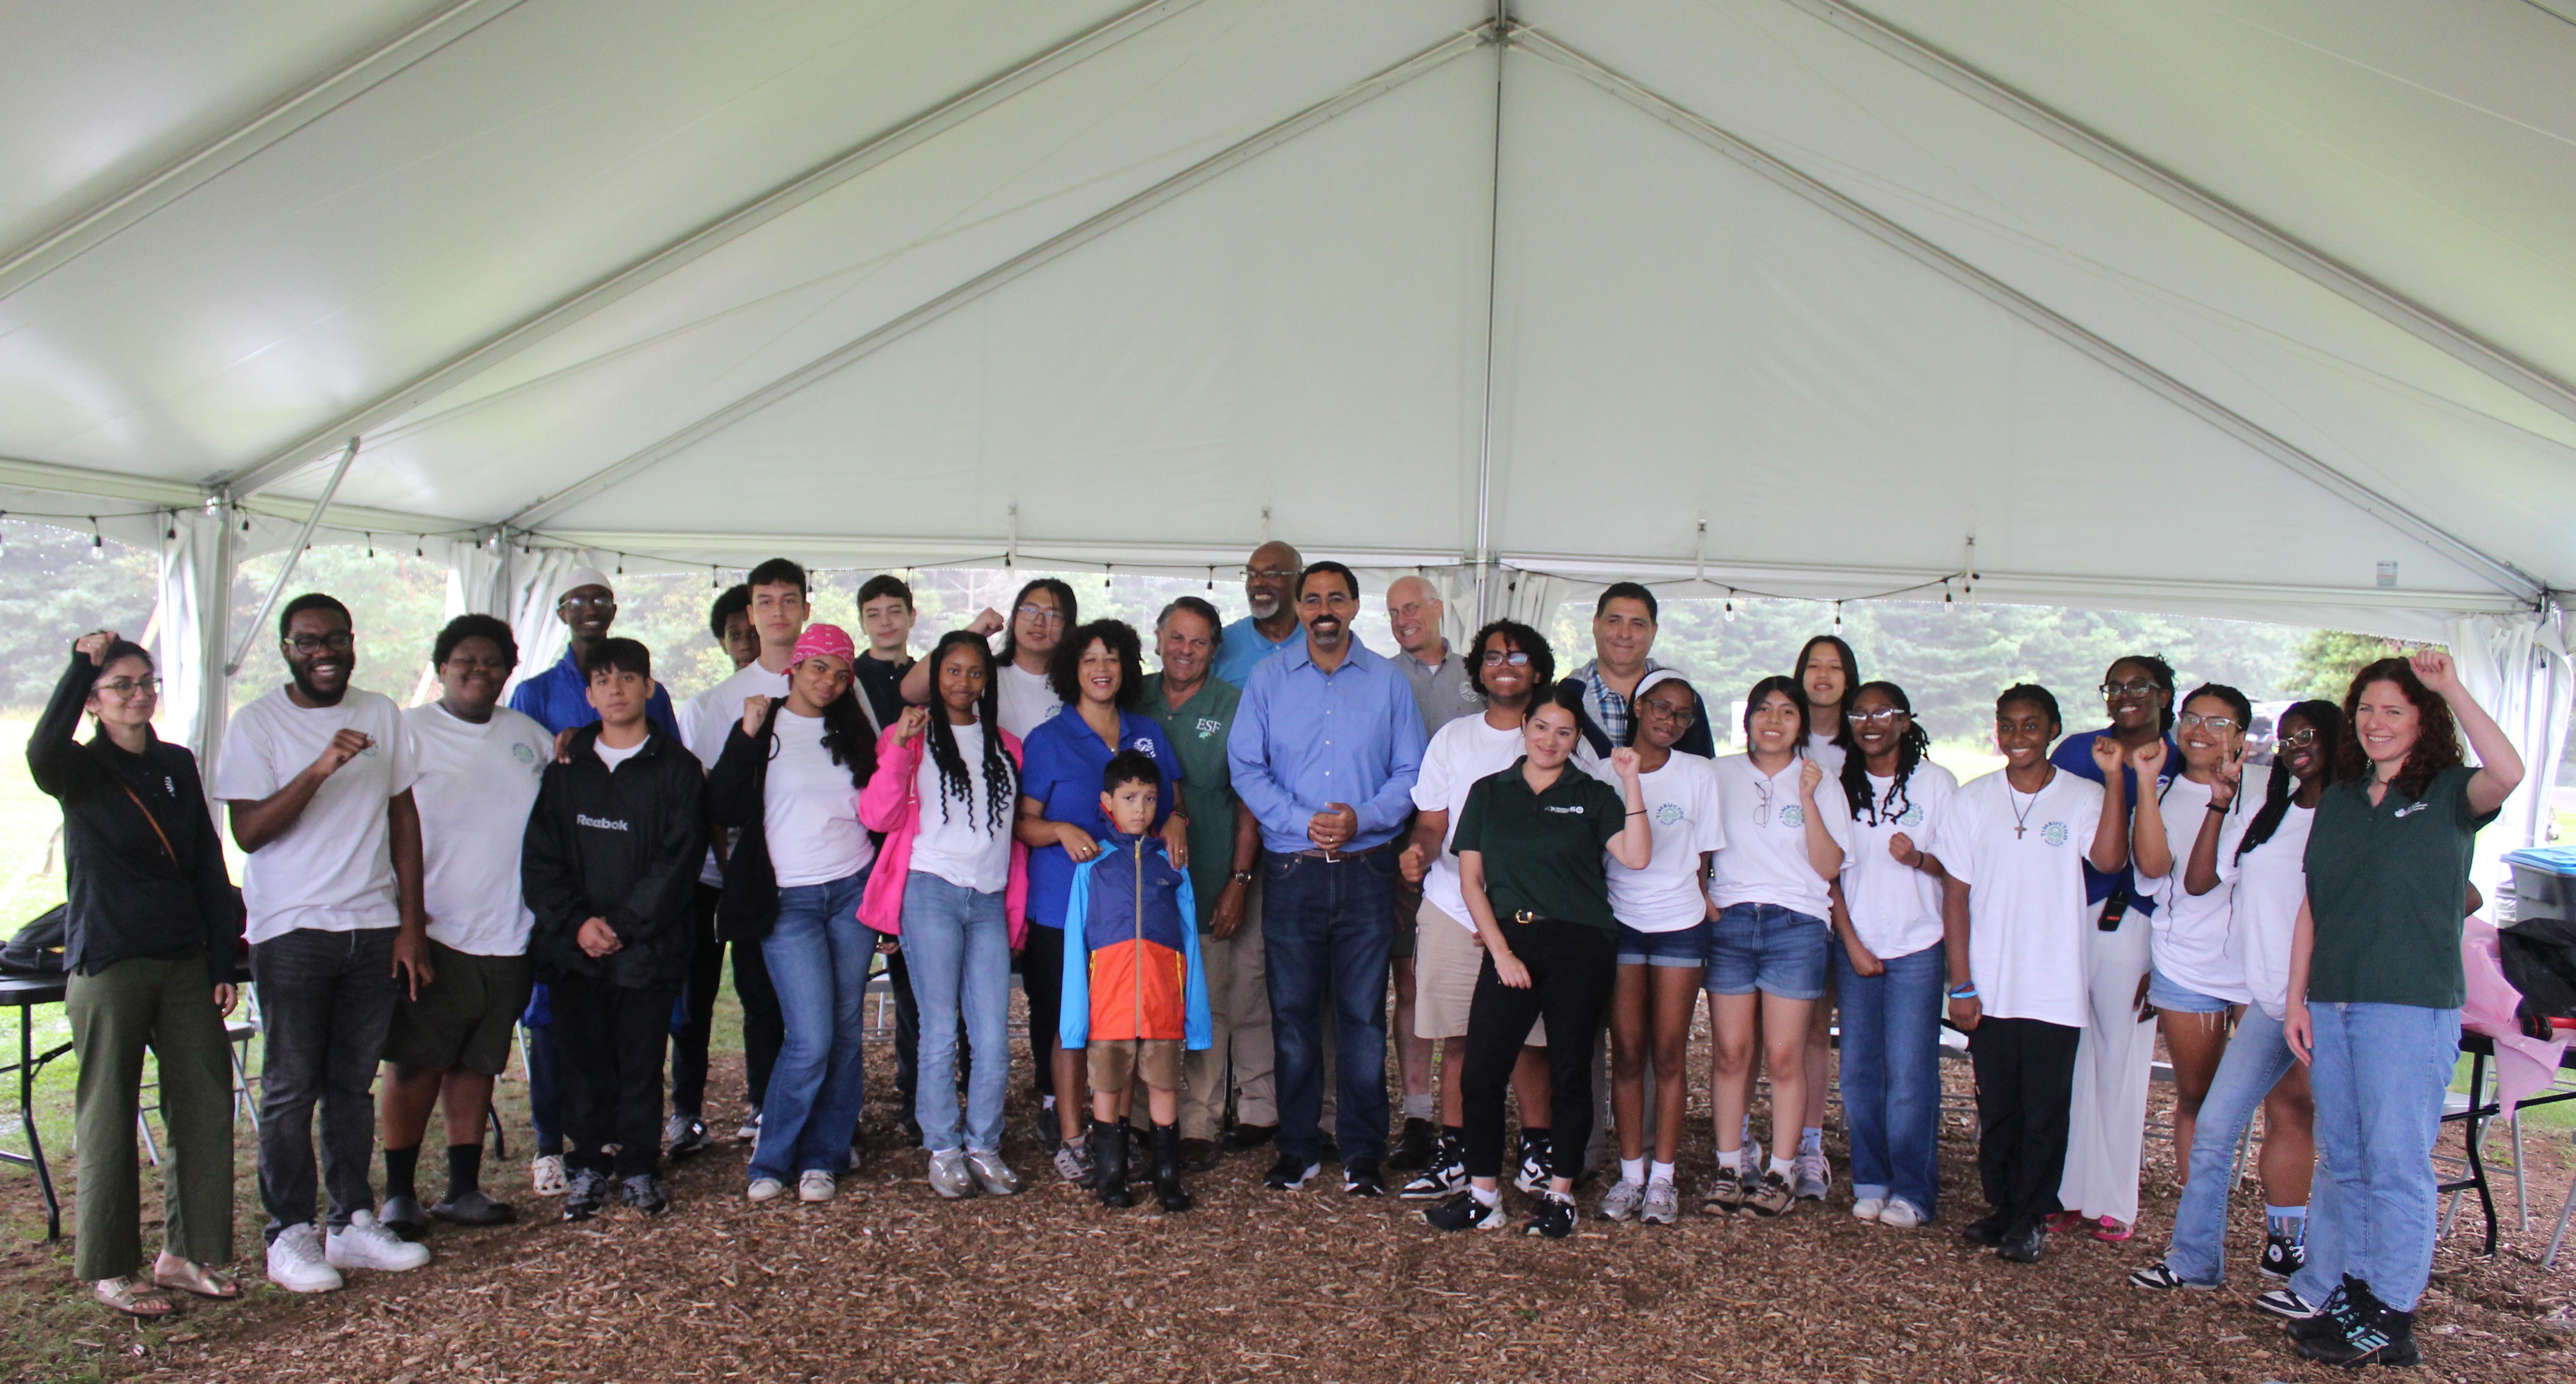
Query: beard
[
  {"left": 289, "top": 665, "right": 349, "bottom": 706},
  {"left": 1248, "top": 593, "right": 1278, "bottom": 620}
]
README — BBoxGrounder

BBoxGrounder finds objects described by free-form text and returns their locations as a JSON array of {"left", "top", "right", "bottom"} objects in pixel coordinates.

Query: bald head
[
  {"left": 1385, "top": 575, "right": 1444, "bottom": 660},
  {"left": 1244, "top": 541, "right": 1304, "bottom": 622}
]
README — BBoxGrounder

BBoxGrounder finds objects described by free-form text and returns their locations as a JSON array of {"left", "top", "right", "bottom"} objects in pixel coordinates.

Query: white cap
[{"left": 554, "top": 566, "right": 614, "bottom": 604}]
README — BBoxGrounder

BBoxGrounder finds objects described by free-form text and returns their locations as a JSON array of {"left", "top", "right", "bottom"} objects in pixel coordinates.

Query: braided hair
[
  {"left": 2236, "top": 699, "right": 2340, "bottom": 866},
  {"left": 1837, "top": 680, "right": 1930, "bottom": 826},
  {"left": 2109, "top": 654, "right": 2179, "bottom": 734},
  {"left": 923, "top": 630, "right": 1018, "bottom": 831}
]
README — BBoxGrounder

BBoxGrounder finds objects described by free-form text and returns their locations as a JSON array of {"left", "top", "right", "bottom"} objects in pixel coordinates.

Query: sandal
[
  {"left": 94, "top": 1276, "right": 178, "bottom": 1318},
  {"left": 2090, "top": 1215, "right": 2133, "bottom": 1242},
  {"left": 153, "top": 1257, "right": 241, "bottom": 1300}
]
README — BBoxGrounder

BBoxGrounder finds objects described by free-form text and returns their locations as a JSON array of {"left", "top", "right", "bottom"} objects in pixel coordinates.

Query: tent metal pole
[
  {"left": 1781, "top": 0, "right": 2576, "bottom": 430},
  {"left": 208, "top": 0, "right": 1213, "bottom": 499},
  {"left": 506, "top": 23, "right": 1492, "bottom": 531},
  {"left": 1471, "top": 6, "right": 1512, "bottom": 626},
  {"left": 224, "top": 438, "right": 357, "bottom": 677},
  {"left": 1515, "top": 29, "right": 2548, "bottom": 610},
  {"left": 0, "top": 0, "right": 525, "bottom": 305}
]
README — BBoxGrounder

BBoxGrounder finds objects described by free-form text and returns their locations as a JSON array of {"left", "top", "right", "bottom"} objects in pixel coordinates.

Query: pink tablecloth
[{"left": 2464, "top": 917, "right": 2573, "bottom": 1115}]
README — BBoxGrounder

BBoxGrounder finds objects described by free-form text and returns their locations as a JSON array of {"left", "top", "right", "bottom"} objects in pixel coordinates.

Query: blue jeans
[
  {"left": 2164, "top": 1003, "right": 2301, "bottom": 1284},
  {"left": 1834, "top": 941, "right": 1945, "bottom": 1217},
  {"left": 751, "top": 867, "right": 873, "bottom": 1182},
  {"left": 898, "top": 873, "right": 1012, "bottom": 1155},
  {"left": 2291, "top": 1001, "right": 2460, "bottom": 1313},
  {"left": 1705, "top": 902, "right": 1831, "bottom": 1000},
  {"left": 1261, "top": 849, "right": 1397, "bottom": 1165}
]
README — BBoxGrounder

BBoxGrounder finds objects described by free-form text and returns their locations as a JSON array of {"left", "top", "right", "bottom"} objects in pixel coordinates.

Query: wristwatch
[{"left": 1229, "top": 870, "right": 1254, "bottom": 885}]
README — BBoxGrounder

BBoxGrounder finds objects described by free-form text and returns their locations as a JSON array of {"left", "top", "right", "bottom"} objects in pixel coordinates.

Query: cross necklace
[{"left": 2006, "top": 765, "right": 2054, "bottom": 839}]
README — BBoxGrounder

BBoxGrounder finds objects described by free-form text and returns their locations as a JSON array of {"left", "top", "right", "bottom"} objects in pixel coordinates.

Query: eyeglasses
[
  {"left": 1480, "top": 649, "right": 1531, "bottom": 667},
  {"left": 2273, "top": 727, "right": 2319, "bottom": 751},
  {"left": 95, "top": 676, "right": 160, "bottom": 697},
  {"left": 1639, "top": 698, "right": 1696, "bottom": 724},
  {"left": 1845, "top": 708, "right": 1910, "bottom": 728},
  {"left": 2100, "top": 679, "right": 2160, "bottom": 699},
  {"left": 1014, "top": 604, "right": 1065, "bottom": 626},
  {"left": 284, "top": 632, "right": 354, "bottom": 655},
  {"left": 558, "top": 595, "right": 615, "bottom": 613},
  {"left": 1241, "top": 567, "right": 1299, "bottom": 582},
  {"left": 2176, "top": 712, "right": 2241, "bottom": 734}
]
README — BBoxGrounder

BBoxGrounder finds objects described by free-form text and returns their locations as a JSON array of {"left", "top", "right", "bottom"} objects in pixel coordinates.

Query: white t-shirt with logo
[
  {"left": 214, "top": 686, "right": 418, "bottom": 944},
  {"left": 1928, "top": 766, "right": 2105, "bottom": 1028},
  {"left": 2231, "top": 796, "right": 2311, "bottom": 1019},
  {"left": 1706, "top": 753, "right": 1852, "bottom": 920},
  {"left": 403, "top": 702, "right": 551, "bottom": 956},
  {"left": 1598, "top": 751, "right": 1726, "bottom": 932},
  {"left": 909, "top": 722, "right": 1011, "bottom": 893},
  {"left": 995, "top": 662, "right": 1064, "bottom": 742},
  {"left": 762, "top": 708, "right": 873, "bottom": 887},
  {"left": 1412, "top": 714, "right": 1528, "bottom": 930},
  {"left": 688, "top": 662, "right": 791, "bottom": 886},
  {"left": 1837, "top": 761, "right": 1958, "bottom": 961},
  {"left": 2141, "top": 773, "right": 2257, "bottom": 1003}
]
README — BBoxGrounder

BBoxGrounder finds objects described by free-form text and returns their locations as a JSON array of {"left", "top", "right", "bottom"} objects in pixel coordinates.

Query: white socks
[
  {"left": 1471, "top": 1184, "right": 1500, "bottom": 1207},
  {"left": 1403, "top": 1094, "right": 1434, "bottom": 1121},
  {"left": 1769, "top": 1155, "right": 1797, "bottom": 1180},
  {"left": 1649, "top": 1160, "right": 1676, "bottom": 1187}
]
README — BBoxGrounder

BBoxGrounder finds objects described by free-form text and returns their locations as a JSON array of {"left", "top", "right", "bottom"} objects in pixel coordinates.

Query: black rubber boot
[
  {"left": 1125, "top": 1119, "right": 1152, "bottom": 1184},
  {"left": 1090, "top": 1119, "right": 1133, "bottom": 1208},
  {"left": 1151, "top": 1122, "right": 1193, "bottom": 1213}
]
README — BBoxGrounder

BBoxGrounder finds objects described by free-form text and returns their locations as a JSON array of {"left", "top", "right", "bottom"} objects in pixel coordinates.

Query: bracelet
[
  {"left": 1627, "top": 810, "right": 1646, "bottom": 817},
  {"left": 2206, "top": 801, "right": 2228, "bottom": 814},
  {"left": 1946, "top": 984, "right": 1977, "bottom": 1000}
]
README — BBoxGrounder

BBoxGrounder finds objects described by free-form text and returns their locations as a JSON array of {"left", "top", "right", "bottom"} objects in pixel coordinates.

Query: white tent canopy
[{"left": 2, "top": 0, "right": 2570, "bottom": 845}]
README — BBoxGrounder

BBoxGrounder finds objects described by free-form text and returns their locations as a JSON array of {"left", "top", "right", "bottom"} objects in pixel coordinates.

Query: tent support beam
[
  {"left": 209, "top": 0, "right": 1213, "bottom": 500},
  {"left": 1471, "top": 4, "right": 1513, "bottom": 622},
  {"left": 506, "top": 22, "right": 1492, "bottom": 530},
  {"left": 0, "top": 0, "right": 526, "bottom": 304},
  {"left": 1781, "top": 0, "right": 2576, "bottom": 430},
  {"left": 1515, "top": 29, "right": 2547, "bottom": 610},
  {"left": 224, "top": 438, "right": 357, "bottom": 677}
]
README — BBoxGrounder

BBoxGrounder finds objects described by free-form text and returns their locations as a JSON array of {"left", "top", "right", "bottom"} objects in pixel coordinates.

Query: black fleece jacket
[
  {"left": 521, "top": 724, "right": 706, "bottom": 988},
  {"left": 25, "top": 654, "right": 239, "bottom": 974}
]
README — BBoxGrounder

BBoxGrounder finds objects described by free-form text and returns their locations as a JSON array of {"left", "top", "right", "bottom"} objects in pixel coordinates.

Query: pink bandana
[{"left": 790, "top": 623, "right": 855, "bottom": 666}]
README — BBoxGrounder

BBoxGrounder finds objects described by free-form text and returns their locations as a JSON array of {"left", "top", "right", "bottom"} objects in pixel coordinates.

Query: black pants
[
  {"left": 1021, "top": 925, "right": 1064, "bottom": 1105},
  {"left": 888, "top": 945, "right": 919, "bottom": 1111},
  {"left": 669, "top": 884, "right": 787, "bottom": 1117},
  {"left": 553, "top": 974, "right": 682, "bottom": 1179},
  {"left": 1461, "top": 917, "right": 1615, "bottom": 1183},
  {"left": 733, "top": 922, "right": 785, "bottom": 1114},
  {"left": 1967, "top": 1015, "right": 2082, "bottom": 1230}
]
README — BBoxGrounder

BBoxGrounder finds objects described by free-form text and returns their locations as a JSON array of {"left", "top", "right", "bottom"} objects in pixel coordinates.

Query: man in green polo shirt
[{"left": 1141, "top": 596, "right": 1270, "bottom": 1169}]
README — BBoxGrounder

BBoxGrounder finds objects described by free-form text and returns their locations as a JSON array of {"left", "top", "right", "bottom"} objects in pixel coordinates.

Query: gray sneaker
[
  {"left": 927, "top": 1148, "right": 975, "bottom": 1200},
  {"left": 1597, "top": 1178, "right": 1646, "bottom": 1222},
  {"left": 1052, "top": 1141, "right": 1094, "bottom": 1185},
  {"left": 964, "top": 1148, "right": 1021, "bottom": 1196},
  {"left": 1794, "top": 1148, "right": 1831, "bottom": 1200},
  {"left": 1640, "top": 1179, "right": 1681, "bottom": 1225}
]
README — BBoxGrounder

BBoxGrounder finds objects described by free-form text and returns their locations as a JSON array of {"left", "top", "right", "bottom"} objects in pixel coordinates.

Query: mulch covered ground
[{"left": 5, "top": 1018, "right": 2572, "bottom": 1383}]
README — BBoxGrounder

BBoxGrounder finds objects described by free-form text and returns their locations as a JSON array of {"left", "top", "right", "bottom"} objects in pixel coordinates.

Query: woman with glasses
[
  {"left": 708, "top": 625, "right": 880, "bottom": 1205},
  {"left": 1595, "top": 671, "right": 1723, "bottom": 1225},
  {"left": 2046, "top": 655, "right": 2179, "bottom": 1242},
  {"left": 1830, "top": 681, "right": 1955, "bottom": 1231},
  {"left": 1701, "top": 676, "right": 1850, "bottom": 1219},
  {"left": 2132, "top": 699, "right": 2333, "bottom": 1312},
  {"left": 29, "top": 631, "right": 242, "bottom": 1316}
]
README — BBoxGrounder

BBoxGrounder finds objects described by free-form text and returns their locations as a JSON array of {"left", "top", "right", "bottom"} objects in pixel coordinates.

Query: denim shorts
[
  {"left": 1703, "top": 902, "right": 1831, "bottom": 1000},
  {"left": 2147, "top": 968, "right": 2238, "bottom": 1015},
  {"left": 1616, "top": 920, "right": 1711, "bottom": 969}
]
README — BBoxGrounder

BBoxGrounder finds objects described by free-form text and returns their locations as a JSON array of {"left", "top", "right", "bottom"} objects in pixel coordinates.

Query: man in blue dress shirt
[{"left": 1226, "top": 561, "right": 1426, "bottom": 1198}]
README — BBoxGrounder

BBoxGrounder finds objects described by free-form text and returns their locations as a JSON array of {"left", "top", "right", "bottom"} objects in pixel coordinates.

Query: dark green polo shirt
[
  {"left": 1141, "top": 673, "right": 1242, "bottom": 931},
  {"left": 2303, "top": 765, "right": 2495, "bottom": 1009},
  {"left": 1450, "top": 757, "right": 1627, "bottom": 933}
]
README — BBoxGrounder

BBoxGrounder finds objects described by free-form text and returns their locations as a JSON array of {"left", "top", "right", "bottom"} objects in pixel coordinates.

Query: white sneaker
[
  {"left": 746, "top": 1176, "right": 786, "bottom": 1203},
  {"left": 326, "top": 1210, "right": 431, "bottom": 1272},
  {"left": 797, "top": 1170, "right": 837, "bottom": 1203},
  {"left": 1852, "top": 1195, "right": 1886, "bottom": 1222},
  {"left": 530, "top": 1154, "right": 567, "bottom": 1197},
  {"left": 1878, "top": 1198, "right": 1923, "bottom": 1230},
  {"left": 264, "top": 1224, "right": 343, "bottom": 1294}
]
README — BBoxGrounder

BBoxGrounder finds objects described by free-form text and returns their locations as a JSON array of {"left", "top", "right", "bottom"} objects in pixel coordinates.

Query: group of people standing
[{"left": 29, "top": 545, "right": 2518, "bottom": 1371}]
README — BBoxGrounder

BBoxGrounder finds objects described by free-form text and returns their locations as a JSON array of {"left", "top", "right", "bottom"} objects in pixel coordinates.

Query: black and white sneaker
[
  {"left": 1344, "top": 1156, "right": 1386, "bottom": 1198},
  {"left": 1400, "top": 1138, "right": 1467, "bottom": 1201},
  {"left": 664, "top": 1112, "right": 710, "bottom": 1160},
  {"left": 560, "top": 1169, "right": 611, "bottom": 1223},
  {"left": 1263, "top": 1155, "right": 1322, "bottom": 1190},
  {"left": 1523, "top": 1191, "right": 1577, "bottom": 1239},
  {"left": 2259, "top": 1231, "right": 2306, "bottom": 1281},
  {"left": 2128, "top": 1262, "right": 2214, "bottom": 1292},
  {"left": 619, "top": 1173, "right": 669, "bottom": 1217},
  {"left": 1512, "top": 1133, "right": 1552, "bottom": 1195},
  {"left": 2254, "top": 1286, "right": 2318, "bottom": 1321},
  {"left": 1424, "top": 1191, "right": 1505, "bottom": 1232}
]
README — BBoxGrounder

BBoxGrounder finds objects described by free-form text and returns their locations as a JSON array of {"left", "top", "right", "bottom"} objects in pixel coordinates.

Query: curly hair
[
  {"left": 1838, "top": 680, "right": 1930, "bottom": 826},
  {"left": 1048, "top": 619, "right": 1144, "bottom": 711},
  {"left": 2336, "top": 658, "right": 2461, "bottom": 802},
  {"left": 922, "top": 630, "right": 1018, "bottom": 833},
  {"left": 2237, "top": 699, "right": 2341, "bottom": 866},
  {"left": 1466, "top": 619, "right": 1553, "bottom": 700}
]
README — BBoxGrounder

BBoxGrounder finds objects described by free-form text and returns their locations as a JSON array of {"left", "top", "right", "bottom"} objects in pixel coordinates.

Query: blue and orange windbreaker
[{"left": 1058, "top": 831, "right": 1210, "bottom": 1051}]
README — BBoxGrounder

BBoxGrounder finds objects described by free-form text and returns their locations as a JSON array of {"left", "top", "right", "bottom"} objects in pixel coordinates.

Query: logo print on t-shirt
[
  {"left": 512, "top": 742, "right": 537, "bottom": 764},
  {"left": 1195, "top": 716, "right": 1223, "bottom": 740},
  {"left": 2041, "top": 821, "right": 2070, "bottom": 847},
  {"left": 2394, "top": 801, "right": 2429, "bottom": 819},
  {"left": 1779, "top": 804, "right": 1804, "bottom": 828},
  {"left": 1897, "top": 803, "right": 1925, "bottom": 827},
  {"left": 1655, "top": 802, "right": 1684, "bottom": 826}
]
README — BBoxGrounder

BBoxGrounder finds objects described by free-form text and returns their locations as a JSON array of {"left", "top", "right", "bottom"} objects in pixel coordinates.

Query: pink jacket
[{"left": 856, "top": 720, "right": 1029, "bottom": 947}]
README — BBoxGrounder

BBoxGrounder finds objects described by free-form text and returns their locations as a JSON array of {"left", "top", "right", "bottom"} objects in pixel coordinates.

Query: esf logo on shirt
[
  {"left": 1193, "top": 716, "right": 1224, "bottom": 741},
  {"left": 1542, "top": 804, "right": 1585, "bottom": 816}
]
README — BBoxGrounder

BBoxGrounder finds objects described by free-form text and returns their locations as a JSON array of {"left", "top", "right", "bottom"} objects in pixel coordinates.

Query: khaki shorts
[
  {"left": 383, "top": 942, "right": 533, "bottom": 1076},
  {"left": 1413, "top": 899, "right": 1544, "bottom": 1046},
  {"left": 1087, "top": 1037, "right": 1184, "bottom": 1093}
]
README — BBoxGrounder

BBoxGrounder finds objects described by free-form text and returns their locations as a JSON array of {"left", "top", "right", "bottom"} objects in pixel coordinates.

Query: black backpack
[{"left": 0, "top": 906, "right": 67, "bottom": 975}]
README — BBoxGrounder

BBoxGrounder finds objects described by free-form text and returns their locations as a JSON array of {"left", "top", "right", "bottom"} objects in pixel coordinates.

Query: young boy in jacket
[
  {"left": 521, "top": 639, "right": 707, "bottom": 1222},
  {"left": 1060, "top": 751, "right": 1209, "bottom": 1212}
]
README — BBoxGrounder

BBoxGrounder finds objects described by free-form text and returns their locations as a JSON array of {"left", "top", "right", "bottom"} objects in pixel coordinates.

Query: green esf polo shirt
[
  {"left": 1140, "top": 673, "right": 1243, "bottom": 932},
  {"left": 2303, "top": 764, "right": 2495, "bottom": 1010},
  {"left": 1450, "top": 757, "right": 1628, "bottom": 934}
]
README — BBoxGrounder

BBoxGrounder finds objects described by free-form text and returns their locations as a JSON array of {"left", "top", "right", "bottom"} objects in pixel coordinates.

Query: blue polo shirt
[
  {"left": 2050, "top": 727, "right": 2180, "bottom": 915},
  {"left": 507, "top": 645, "right": 682, "bottom": 740},
  {"left": 1019, "top": 709, "right": 1184, "bottom": 929},
  {"left": 1211, "top": 615, "right": 1298, "bottom": 688}
]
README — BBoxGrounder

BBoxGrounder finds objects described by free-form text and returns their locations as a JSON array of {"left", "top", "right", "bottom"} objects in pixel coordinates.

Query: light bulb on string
[
  {"left": 90, "top": 516, "right": 102, "bottom": 557},
  {"left": 1833, "top": 600, "right": 1842, "bottom": 629},
  {"left": 415, "top": 537, "right": 425, "bottom": 558},
  {"left": 365, "top": 532, "right": 374, "bottom": 559}
]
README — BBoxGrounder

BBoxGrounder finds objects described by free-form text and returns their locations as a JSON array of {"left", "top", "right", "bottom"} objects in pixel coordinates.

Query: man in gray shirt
[{"left": 1380, "top": 574, "right": 1479, "bottom": 1168}]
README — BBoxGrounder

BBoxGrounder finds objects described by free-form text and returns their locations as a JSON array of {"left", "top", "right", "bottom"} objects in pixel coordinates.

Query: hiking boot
[
  {"left": 1090, "top": 1121, "right": 1133, "bottom": 1208},
  {"left": 1150, "top": 1123, "right": 1192, "bottom": 1213},
  {"left": 560, "top": 1170, "right": 612, "bottom": 1223},
  {"left": 1400, "top": 1136, "right": 1466, "bottom": 1201},
  {"left": 1744, "top": 1170, "right": 1797, "bottom": 1218},
  {"left": 1700, "top": 1164, "right": 1746, "bottom": 1216},
  {"left": 1598, "top": 1178, "right": 1646, "bottom": 1222},
  {"left": 1387, "top": 1117, "right": 1438, "bottom": 1171},
  {"left": 1052, "top": 1139, "right": 1093, "bottom": 1185},
  {"left": 620, "top": 1174, "right": 669, "bottom": 1217},
  {"left": 1524, "top": 1190, "right": 1577, "bottom": 1239},
  {"left": 1425, "top": 1191, "right": 1504, "bottom": 1232}
]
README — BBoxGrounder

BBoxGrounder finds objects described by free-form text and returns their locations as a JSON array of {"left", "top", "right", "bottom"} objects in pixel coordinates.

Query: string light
[
  {"left": 89, "top": 515, "right": 102, "bottom": 557},
  {"left": 364, "top": 532, "right": 374, "bottom": 558},
  {"left": 415, "top": 536, "right": 425, "bottom": 558},
  {"left": 1205, "top": 566, "right": 1213, "bottom": 591},
  {"left": 1833, "top": 600, "right": 1842, "bottom": 629}
]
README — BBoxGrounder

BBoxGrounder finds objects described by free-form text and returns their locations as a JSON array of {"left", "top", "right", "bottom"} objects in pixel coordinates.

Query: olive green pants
[{"left": 65, "top": 952, "right": 235, "bottom": 1281}]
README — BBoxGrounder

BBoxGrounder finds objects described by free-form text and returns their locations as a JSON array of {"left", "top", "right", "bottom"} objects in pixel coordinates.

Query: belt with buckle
[
  {"left": 1510, "top": 910, "right": 1572, "bottom": 926},
  {"left": 1291, "top": 842, "right": 1388, "bottom": 861}
]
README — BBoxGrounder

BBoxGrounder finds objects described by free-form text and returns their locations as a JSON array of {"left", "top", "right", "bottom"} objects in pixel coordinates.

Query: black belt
[
  {"left": 1510, "top": 910, "right": 1575, "bottom": 927},
  {"left": 1289, "top": 842, "right": 1389, "bottom": 861}
]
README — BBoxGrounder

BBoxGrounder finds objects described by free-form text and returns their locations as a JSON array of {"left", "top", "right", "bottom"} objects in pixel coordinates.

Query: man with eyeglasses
[
  {"left": 1212, "top": 542, "right": 1304, "bottom": 688},
  {"left": 214, "top": 593, "right": 434, "bottom": 1292},
  {"left": 1227, "top": 562, "right": 1426, "bottom": 1196}
]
